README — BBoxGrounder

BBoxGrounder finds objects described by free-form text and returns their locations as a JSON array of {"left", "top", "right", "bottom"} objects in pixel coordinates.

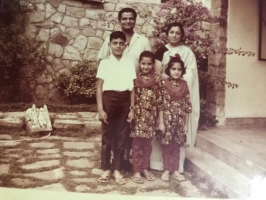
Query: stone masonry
[
  {"left": 22, "top": 0, "right": 228, "bottom": 121},
  {"left": 23, "top": 0, "right": 214, "bottom": 105},
  {"left": 23, "top": 0, "right": 160, "bottom": 103},
  {"left": 207, "top": 0, "right": 228, "bottom": 125}
]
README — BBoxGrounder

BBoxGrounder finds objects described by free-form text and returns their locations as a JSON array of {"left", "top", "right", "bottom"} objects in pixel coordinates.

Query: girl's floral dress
[
  {"left": 157, "top": 78, "right": 192, "bottom": 145},
  {"left": 130, "top": 74, "right": 160, "bottom": 138}
]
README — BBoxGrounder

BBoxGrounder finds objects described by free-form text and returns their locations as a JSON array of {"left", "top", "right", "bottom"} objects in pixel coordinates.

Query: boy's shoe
[
  {"left": 113, "top": 174, "right": 126, "bottom": 185},
  {"left": 98, "top": 171, "right": 111, "bottom": 183}
]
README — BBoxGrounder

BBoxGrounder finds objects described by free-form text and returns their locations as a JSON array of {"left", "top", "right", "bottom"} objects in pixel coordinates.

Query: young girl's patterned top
[
  {"left": 157, "top": 78, "right": 192, "bottom": 145},
  {"left": 130, "top": 73, "right": 161, "bottom": 138}
]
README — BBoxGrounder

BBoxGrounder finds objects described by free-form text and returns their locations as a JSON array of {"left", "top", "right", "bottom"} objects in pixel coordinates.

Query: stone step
[
  {"left": 53, "top": 119, "right": 84, "bottom": 129},
  {"left": 185, "top": 147, "right": 251, "bottom": 199},
  {"left": 196, "top": 132, "right": 266, "bottom": 179},
  {"left": 0, "top": 112, "right": 100, "bottom": 132},
  {"left": 0, "top": 118, "right": 24, "bottom": 128}
]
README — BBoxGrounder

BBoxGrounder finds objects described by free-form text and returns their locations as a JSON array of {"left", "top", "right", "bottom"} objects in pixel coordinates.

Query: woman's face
[{"left": 167, "top": 26, "right": 182, "bottom": 46}]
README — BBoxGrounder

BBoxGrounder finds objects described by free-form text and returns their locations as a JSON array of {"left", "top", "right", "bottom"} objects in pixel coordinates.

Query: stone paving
[{"left": 0, "top": 112, "right": 223, "bottom": 198}]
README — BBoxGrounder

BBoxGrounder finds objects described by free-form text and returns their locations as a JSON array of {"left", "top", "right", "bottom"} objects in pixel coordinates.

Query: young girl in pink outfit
[
  {"left": 157, "top": 54, "right": 192, "bottom": 181},
  {"left": 130, "top": 51, "right": 160, "bottom": 184}
]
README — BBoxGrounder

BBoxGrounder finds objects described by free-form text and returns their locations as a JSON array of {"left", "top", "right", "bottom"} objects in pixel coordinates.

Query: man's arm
[
  {"left": 96, "top": 78, "right": 108, "bottom": 124},
  {"left": 155, "top": 59, "right": 163, "bottom": 74},
  {"left": 98, "top": 36, "right": 110, "bottom": 60}
]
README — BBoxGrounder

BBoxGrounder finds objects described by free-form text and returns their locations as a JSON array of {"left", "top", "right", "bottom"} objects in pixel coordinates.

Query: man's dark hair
[{"left": 118, "top": 8, "right": 137, "bottom": 21}]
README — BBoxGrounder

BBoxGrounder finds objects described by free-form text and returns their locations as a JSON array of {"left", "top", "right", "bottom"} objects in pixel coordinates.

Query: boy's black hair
[
  {"left": 165, "top": 22, "right": 185, "bottom": 41},
  {"left": 139, "top": 51, "right": 155, "bottom": 63},
  {"left": 118, "top": 8, "right": 137, "bottom": 21},
  {"left": 165, "top": 57, "right": 186, "bottom": 77},
  {"left": 109, "top": 31, "right": 126, "bottom": 42}
]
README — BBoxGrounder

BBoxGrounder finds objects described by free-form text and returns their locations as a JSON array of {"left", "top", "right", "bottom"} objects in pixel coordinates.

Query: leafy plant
[
  {"left": 58, "top": 60, "right": 98, "bottom": 104},
  {"left": 0, "top": 0, "right": 47, "bottom": 103}
]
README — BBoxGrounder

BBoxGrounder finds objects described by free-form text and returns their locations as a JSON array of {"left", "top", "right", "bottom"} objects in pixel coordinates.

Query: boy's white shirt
[
  {"left": 97, "top": 32, "right": 151, "bottom": 73},
  {"left": 96, "top": 55, "right": 136, "bottom": 92}
]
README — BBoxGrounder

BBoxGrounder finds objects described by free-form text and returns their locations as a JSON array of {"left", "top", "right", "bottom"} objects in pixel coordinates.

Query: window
[{"left": 259, "top": 0, "right": 266, "bottom": 60}]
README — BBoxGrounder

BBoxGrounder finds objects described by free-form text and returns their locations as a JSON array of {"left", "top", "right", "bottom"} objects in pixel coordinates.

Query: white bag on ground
[{"left": 25, "top": 104, "right": 52, "bottom": 133}]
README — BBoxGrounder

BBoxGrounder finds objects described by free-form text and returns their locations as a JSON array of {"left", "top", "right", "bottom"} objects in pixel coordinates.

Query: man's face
[{"left": 119, "top": 12, "right": 136, "bottom": 31}]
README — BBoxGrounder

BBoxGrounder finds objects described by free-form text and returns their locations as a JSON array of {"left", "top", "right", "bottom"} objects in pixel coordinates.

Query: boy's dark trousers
[{"left": 101, "top": 90, "right": 130, "bottom": 171}]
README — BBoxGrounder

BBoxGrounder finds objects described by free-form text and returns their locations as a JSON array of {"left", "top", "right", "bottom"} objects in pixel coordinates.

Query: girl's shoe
[
  {"left": 131, "top": 175, "right": 144, "bottom": 184},
  {"left": 161, "top": 172, "right": 169, "bottom": 181},
  {"left": 172, "top": 172, "right": 185, "bottom": 181},
  {"left": 143, "top": 170, "right": 155, "bottom": 181}
]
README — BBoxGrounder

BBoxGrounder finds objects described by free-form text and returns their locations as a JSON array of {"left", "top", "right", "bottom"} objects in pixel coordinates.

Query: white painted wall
[{"left": 225, "top": 0, "right": 266, "bottom": 118}]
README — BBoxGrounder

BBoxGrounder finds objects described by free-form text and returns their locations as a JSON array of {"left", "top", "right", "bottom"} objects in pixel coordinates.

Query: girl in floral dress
[
  {"left": 130, "top": 51, "right": 160, "bottom": 184},
  {"left": 157, "top": 54, "right": 192, "bottom": 181}
]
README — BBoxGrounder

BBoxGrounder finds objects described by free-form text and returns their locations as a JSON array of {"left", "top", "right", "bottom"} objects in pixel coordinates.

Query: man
[
  {"left": 98, "top": 8, "right": 151, "bottom": 72},
  {"left": 98, "top": 7, "right": 151, "bottom": 171}
]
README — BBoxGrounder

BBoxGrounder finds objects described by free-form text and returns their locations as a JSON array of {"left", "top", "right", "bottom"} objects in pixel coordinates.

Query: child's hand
[
  {"left": 158, "top": 123, "right": 165, "bottom": 134},
  {"left": 183, "top": 126, "right": 188, "bottom": 134},
  {"left": 155, "top": 72, "right": 161, "bottom": 81},
  {"left": 127, "top": 110, "right": 134, "bottom": 122},
  {"left": 98, "top": 110, "right": 108, "bottom": 124}
]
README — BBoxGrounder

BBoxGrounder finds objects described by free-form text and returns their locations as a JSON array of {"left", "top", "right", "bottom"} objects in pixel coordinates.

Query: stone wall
[
  {"left": 24, "top": 0, "right": 160, "bottom": 103},
  {"left": 207, "top": 0, "right": 228, "bottom": 125}
]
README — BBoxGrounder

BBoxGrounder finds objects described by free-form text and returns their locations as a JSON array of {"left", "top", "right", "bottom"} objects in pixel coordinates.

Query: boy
[
  {"left": 96, "top": 31, "right": 136, "bottom": 185},
  {"left": 98, "top": 8, "right": 151, "bottom": 170}
]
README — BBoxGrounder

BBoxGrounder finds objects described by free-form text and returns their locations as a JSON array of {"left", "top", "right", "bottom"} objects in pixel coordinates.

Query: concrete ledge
[
  {"left": 196, "top": 132, "right": 266, "bottom": 179},
  {"left": 225, "top": 117, "right": 266, "bottom": 127},
  {"left": 186, "top": 147, "right": 251, "bottom": 199}
]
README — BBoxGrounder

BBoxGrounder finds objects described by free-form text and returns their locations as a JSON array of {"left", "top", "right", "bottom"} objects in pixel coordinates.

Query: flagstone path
[{"left": 0, "top": 112, "right": 224, "bottom": 198}]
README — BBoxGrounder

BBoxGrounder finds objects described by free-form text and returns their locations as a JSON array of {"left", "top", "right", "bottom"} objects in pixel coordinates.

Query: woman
[{"left": 150, "top": 22, "right": 200, "bottom": 173}]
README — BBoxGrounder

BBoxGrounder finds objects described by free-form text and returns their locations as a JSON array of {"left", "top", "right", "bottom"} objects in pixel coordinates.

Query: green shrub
[
  {"left": 58, "top": 60, "right": 98, "bottom": 104},
  {"left": 0, "top": 0, "right": 47, "bottom": 103}
]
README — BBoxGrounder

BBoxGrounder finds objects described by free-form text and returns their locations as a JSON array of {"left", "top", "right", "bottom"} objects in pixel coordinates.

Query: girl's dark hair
[
  {"left": 166, "top": 22, "right": 185, "bottom": 41},
  {"left": 139, "top": 51, "right": 155, "bottom": 63},
  {"left": 165, "top": 57, "right": 186, "bottom": 77},
  {"left": 109, "top": 31, "right": 126, "bottom": 42},
  {"left": 118, "top": 8, "right": 137, "bottom": 21}
]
